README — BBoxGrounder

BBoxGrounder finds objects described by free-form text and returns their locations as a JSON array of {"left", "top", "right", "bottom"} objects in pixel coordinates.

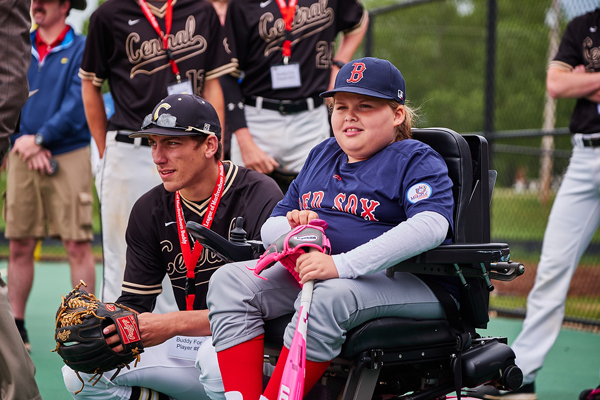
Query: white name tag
[
  {"left": 271, "top": 63, "right": 302, "bottom": 90},
  {"left": 167, "top": 79, "right": 194, "bottom": 95},
  {"left": 168, "top": 335, "right": 208, "bottom": 360}
]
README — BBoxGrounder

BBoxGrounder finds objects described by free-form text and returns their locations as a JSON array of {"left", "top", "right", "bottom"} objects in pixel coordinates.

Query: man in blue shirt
[{"left": 6, "top": 0, "right": 95, "bottom": 353}]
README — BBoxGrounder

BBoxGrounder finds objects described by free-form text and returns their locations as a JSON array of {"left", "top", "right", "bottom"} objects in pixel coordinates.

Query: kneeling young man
[{"left": 62, "top": 94, "right": 283, "bottom": 400}]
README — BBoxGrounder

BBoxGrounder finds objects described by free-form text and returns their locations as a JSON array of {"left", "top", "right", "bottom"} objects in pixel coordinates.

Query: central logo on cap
[
  {"left": 154, "top": 103, "right": 172, "bottom": 120},
  {"left": 347, "top": 62, "right": 366, "bottom": 83}
]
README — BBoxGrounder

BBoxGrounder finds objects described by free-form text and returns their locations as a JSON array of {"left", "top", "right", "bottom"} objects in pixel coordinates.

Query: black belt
[
  {"left": 244, "top": 96, "right": 324, "bottom": 115},
  {"left": 581, "top": 137, "right": 600, "bottom": 148},
  {"left": 115, "top": 133, "right": 150, "bottom": 147}
]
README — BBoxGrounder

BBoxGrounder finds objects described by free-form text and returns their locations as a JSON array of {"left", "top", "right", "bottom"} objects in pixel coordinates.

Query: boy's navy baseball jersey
[{"left": 271, "top": 137, "right": 455, "bottom": 254}]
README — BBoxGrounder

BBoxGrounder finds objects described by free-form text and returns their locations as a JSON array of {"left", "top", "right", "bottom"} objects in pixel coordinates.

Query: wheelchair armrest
[
  {"left": 416, "top": 243, "right": 510, "bottom": 264},
  {"left": 389, "top": 243, "right": 524, "bottom": 282},
  {"left": 186, "top": 221, "right": 260, "bottom": 262}
]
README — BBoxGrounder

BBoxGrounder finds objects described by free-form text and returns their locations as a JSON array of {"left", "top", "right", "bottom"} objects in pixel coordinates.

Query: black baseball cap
[
  {"left": 131, "top": 94, "right": 222, "bottom": 140},
  {"left": 320, "top": 57, "right": 406, "bottom": 105}
]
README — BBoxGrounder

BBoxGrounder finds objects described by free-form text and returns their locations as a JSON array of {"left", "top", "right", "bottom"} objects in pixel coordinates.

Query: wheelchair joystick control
[{"left": 230, "top": 217, "right": 248, "bottom": 244}]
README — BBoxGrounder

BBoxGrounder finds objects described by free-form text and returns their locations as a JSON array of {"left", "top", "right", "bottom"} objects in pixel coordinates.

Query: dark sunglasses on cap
[{"left": 141, "top": 113, "right": 216, "bottom": 136}]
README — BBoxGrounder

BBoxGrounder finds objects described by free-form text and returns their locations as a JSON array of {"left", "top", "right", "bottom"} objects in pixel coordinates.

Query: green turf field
[{"left": 3, "top": 261, "right": 599, "bottom": 400}]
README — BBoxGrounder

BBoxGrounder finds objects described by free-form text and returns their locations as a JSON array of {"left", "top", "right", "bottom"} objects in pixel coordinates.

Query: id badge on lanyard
[
  {"left": 168, "top": 80, "right": 194, "bottom": 95},
  {"left": 271, "top": 63, "right": 302, "bottom": 89},
  {"left": 271, "top": 0, "right": 302, "bottom": 90}
]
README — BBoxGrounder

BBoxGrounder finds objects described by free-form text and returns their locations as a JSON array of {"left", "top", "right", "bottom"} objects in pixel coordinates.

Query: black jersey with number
[
  {"left": 225, "top": 0, "right": 367, "bottom": 101},
  {"left": 117, "top": 161, "right": 283, "bottom": 312},
  {"left": 80, "top": 0, "right": 235, "bottom": 132},
  {"left": 551, "top": 8, "right": 600, "bottom": 133}
]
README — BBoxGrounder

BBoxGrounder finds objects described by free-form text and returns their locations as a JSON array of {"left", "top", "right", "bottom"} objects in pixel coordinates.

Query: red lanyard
[
  {"left": 138, "top": 0, "right": 181, "bottom": 82},
  {"left": 175, "top": 161, "right": 225, "bottom": 310},
  {"left": 275, "top": 0, "right": 297, "bottom": 64}
]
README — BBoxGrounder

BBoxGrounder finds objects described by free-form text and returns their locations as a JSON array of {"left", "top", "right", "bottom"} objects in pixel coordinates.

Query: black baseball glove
[{"left": 54, "top": 281, "right": 144, "bottom": 394}]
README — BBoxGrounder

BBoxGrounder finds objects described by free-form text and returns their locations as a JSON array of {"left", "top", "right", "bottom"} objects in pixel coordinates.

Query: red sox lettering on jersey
[{"left": 300, "top": 191, "right": 381, "bottom": 221}]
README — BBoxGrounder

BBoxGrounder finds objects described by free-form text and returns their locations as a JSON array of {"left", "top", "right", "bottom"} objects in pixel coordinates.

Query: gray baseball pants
[
  {"left": 207, "top": 260, "right": 445, "bottom": 362},
  {"left": 512, "top": 136, "right": 600, "bottom": 385}
]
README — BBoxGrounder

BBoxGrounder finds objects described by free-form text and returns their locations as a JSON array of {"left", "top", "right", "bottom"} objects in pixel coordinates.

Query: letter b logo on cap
[{"left": 347, "top": 62, "right": 366, "bottom": 83}]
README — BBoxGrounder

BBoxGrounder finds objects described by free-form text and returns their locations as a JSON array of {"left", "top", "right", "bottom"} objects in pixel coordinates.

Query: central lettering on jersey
[
  {"left": 347, "top": 62, "right": 366, "bottom": 83},
  {"left": 127, "top": 16, "right": 208, "bottom": 78},
  {"left": 163, "top": 240, "right": 223, "bottom": 276},
  {"left": 259, "top": 0, "right": 334, "bottom": 56},
  {"left": 300, "top": 191, "right": 381, "bottom": 221}
]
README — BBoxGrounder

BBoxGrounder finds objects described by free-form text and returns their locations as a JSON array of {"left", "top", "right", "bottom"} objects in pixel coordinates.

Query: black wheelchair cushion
[
  {"left": 263, "top": 315, "right": 455, "bottom": 360},
  {"left": 338, "top": 317, "right": 456, "bottom": 359}
]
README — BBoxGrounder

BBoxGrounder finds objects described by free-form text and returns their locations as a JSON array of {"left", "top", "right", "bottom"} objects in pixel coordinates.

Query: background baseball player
[
  {"left": 223, "top": 0, "right": 368, "bottom": 190},
  {"left": 205, "top": 57, "right": 457, "bottom": 400},
  {"left": 472, "top": 7, "right": 600, "bottom": 400},
  {"left": 62, "top": 94, "right": 283, "bottom": 400},
  {"left": 80, "top": 0, "right": 236, "bottom": 313}
]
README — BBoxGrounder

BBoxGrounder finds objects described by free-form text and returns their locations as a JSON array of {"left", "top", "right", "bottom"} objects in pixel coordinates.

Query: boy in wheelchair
[{"left": 202, "top": 57, "right": 465, "bottom": 400}]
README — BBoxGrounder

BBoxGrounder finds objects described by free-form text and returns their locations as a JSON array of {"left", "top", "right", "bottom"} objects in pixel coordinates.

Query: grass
[
  {"left": 491, "top": 295, "right": 600, "bottom": 322},
  {"left": 491, "top": 188, "right": 600, "bottom": 245}
]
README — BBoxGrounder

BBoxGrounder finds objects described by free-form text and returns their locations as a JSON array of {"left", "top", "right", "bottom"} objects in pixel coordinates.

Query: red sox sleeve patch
[{"left": 115, "top": 315, "right": 141, "bottom": 345}]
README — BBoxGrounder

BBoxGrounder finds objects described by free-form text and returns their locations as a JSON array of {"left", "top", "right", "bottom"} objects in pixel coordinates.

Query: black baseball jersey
[
  {"left": 117, "top": 162, "right": 284, "bottom": 312},
  {"left": 225, "top": 0, "right": 367, "bottom": 100},
  {"left": 80, "top": 0, "right": 235, "bottom": 132},
  {"left": 551, "top": 8, "right": 600, "bottom": 133}
]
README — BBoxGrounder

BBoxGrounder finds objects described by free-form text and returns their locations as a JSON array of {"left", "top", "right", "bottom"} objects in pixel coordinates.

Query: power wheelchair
[{"left": 187, "top": 128, "right": 525, "bottom": 400}]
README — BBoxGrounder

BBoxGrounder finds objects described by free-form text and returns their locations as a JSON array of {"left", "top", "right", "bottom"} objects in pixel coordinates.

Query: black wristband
[
  {"left": 227, "top": 102, "right": 247, "bottom": 133},
  {"left": 332, "top": 60, "right": 345, "bottom": 69}
]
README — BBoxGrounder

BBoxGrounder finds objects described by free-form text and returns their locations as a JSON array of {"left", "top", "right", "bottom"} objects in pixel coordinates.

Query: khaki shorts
[{"left": 4, "top": 146, "right": 94, "bottom": 241}]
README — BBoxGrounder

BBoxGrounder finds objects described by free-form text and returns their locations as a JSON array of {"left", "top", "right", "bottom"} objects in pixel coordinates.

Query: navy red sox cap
[
  {"left": 320, "top": 57, "right": 406, "bottom": 105},
  {"left": 131, "top": 94, "right": 222, "bottom": 140}
]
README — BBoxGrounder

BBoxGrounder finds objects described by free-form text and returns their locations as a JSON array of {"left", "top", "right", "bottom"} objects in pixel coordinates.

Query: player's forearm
[
  {"left": 547, "top": 67, "right": 600, "bottom": 99},
  {"left": 138, "top": 310, "right": 211, "bottom": 348},
  {"left": 168, "top": 310, "right": 212, "bottom": 337},
  {"left": 82, "top": 79, "right": 107, "bottom": 157},
  {"left": 234, "top": 127, "right": 255, "bottom": 148}
]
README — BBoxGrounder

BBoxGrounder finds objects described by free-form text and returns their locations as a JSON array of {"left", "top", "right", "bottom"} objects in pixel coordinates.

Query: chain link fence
[{"left": 360, "top": 0, "right": 600, "bottom": 326}]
